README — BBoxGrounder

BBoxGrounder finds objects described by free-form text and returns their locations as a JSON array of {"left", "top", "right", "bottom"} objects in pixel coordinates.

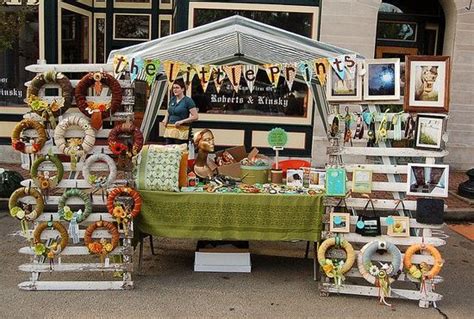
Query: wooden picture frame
[
  {"left": 387, "top": 216, "right": 410, "bottom": 237},
  {"left": 351, "top": 169, "right": 373, "bottom": 193},
  {"left": 407, "top": 163, "right": 449, "bottom": 198},
  {"left": 330, "top": 212, "right": 350, "bottom": 233},
  {"left": 326, "top": 62, "right": 362, "bottom": 101},
  {"left": 113, "top": 14, "right": 151, "bottom": 41},
  {"left": 415, "top": 114, "right": 446, "bottom": 150},
  {"left": 363, "top": 58, "right": 400, "bottom": 100},
  {"left": 404, "top": 55, "right": 450, "bottom": 113},
  {"left": 325, "top": 167, "right": 347, "bottom": 197}
]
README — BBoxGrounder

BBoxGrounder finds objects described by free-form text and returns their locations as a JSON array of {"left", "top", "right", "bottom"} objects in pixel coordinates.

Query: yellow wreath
[{"left": 318, "top": 237, "right": 355, "bottom": 285}]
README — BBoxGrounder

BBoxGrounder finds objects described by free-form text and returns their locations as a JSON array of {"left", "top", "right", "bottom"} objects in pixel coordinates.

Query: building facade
[{"left": 0, "top": 0, "right": 473, "bottom": 169}]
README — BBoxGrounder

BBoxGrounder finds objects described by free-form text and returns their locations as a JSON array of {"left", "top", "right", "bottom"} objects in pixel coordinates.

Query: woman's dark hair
[{"left": 173, "top": 79, "right": 186, "bottom": 90}]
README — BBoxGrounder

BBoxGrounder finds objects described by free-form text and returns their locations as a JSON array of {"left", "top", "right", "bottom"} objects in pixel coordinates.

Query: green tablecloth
[{"left": 136, "top": 191, "right": 324, "bottom": 241}]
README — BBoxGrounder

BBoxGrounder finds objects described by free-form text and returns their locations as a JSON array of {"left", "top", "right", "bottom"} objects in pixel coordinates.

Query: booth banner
[
  {"left": 211, "top": 66, "right": 226, "bottom": 93},
  {"left": 195, "top": 64, "right": 214, "bottom": 92},
  {"left": 145, "top": 59, "right": 160, "bottom": 86},
  {"left": 130, "top": 58, "right": 144, "bottom": 83},
  {"left": 297, "top": 61, "right": 314, "bottom": 86},
  {"left": 329, "top": 56, "right": 346, "bottom": 81},
  {"left": 113, "top": 55, "right": 128, "bottom": 76},
  {"left": 243, "top": 64, "right": 259, "bottom": 93},
  {"left": 345, "top": 54, "right": 357, "bottom": 76},
  {"left": 283, "top": 63, "right": 297, "bottom": 91},
  {"left": 314, "top": 58, "right": 329, "bottom": 86},
  {"left": 223, "top": 64, "right": 243, "bottom": 93},
  {"left": 163, "top": 60, "right": 182, "bottom": 88},
  {"left": 181, "top": 64, "right": 198, "bottom": 85},
  {"left": 264, "top": 64, "right": 282, "bottom": 88}
]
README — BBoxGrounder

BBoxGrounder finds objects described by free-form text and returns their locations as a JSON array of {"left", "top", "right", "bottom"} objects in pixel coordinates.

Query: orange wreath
[
  {"left": 107, "top": 186, "right": 142, "bottom": 219},
  {"left": 75, "top": 72, "right": 122, "bottom": 130},
  {"left": 84, "top": 220, "right": 120, "bottom": 256},
  {"left": 107, "top": 122, "right": 144, "bottom": 157},
  {"left": 403, "top": 243, "right": 443, "bottom": 280}
]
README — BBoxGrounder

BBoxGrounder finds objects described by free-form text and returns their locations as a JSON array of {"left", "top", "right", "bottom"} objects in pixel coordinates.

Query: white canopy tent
[{"left": 108, "top": 15, "right": 362, "bottom": 142}]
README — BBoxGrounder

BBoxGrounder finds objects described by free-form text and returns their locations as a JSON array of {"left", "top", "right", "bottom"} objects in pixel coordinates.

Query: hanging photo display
[{"left": 406, "top": 163, "right": 449, "bottom": 198}]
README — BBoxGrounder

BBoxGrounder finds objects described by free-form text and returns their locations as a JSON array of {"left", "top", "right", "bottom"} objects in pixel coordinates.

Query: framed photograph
[
  {"left": 404, "top": 55, "right": 451, "bottom": 113},
  {"left": 325, "top": 167, "right": 347, "bottom": 197},
  {"left": 330, "top": 212, "right": 350, "bottom": 233},
  {"left": 287, "top": 169, "right": 304, "bottom": 187},
  {"left": 309, "top": 169, "right": 326, "bottom": 190},
  {"left": 415, "top": 114, "right": 445, "bottom": 150},
  {"left": 387, "top": 216, "right": 410, "bottom": 237},
  {"left": 352, "top": 169, "right": 373, "bottom": 193},
  {"left": 113, "top": 14, "right": 151, "bottom": 41},
  {"left": 364, "top": 59, "right": 400, "bottom": 100},
  {"left": 326, "top": 62, "right": 362, "bottom": 101},
  {"left": 407, "top": 163, "right": 449, "bottom": 198}
]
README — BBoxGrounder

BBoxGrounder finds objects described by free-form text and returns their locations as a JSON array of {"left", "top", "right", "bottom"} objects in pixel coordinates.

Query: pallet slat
[
  {"left": 19, "top": 246, "right": 131, "bottom": 256},
  {"left": 320, "top": 232, "right": 446, "bottom": 246},
  {"left": 18, "top": 281, "right": 133, "bottom": 291},
  {"left": 19, "top": 262, "right": 132, "bottom": 272}
]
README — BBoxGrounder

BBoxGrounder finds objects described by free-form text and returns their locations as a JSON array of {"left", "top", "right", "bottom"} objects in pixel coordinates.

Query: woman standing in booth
[{"left": 162, "top": 79, "right": 198, "bottom": 144}]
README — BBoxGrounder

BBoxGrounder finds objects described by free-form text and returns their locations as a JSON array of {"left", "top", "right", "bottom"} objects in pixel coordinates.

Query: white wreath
[
  {"left": 54, "top": 116, "right": 95, "bottom": 157},
  {"left": 82, "top": 153, "right": 117, "bottom": 188}
]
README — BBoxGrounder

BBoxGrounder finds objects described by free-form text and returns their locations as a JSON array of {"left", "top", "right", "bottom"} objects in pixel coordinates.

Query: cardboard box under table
[{"left": 136, "top": 191, "right": 324, "bottom": 272}]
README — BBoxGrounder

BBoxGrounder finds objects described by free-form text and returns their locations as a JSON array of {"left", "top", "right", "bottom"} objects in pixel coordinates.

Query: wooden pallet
[
  {"left": 321, "top": 104, "right": 447, "bottom": 308},
  {"left": 16, "top": 63, "right": 135, "bottom": 290}
]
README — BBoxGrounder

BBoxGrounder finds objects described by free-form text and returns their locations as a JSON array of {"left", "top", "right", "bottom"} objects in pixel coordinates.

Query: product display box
[
  {"left": 194, "top": 241, "right": 251, "bottom": 273},
  {"left": 214, "top": 146, "right": 263, "bottom": 178}
]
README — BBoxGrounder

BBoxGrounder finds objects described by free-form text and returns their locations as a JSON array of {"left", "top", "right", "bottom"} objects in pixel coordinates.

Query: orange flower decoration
[
  {"left": 109, "top": 142, "right": 128, "bottom": 155},
  {"left": 88, "top": 242, "right": 103, "bottom": 254}
]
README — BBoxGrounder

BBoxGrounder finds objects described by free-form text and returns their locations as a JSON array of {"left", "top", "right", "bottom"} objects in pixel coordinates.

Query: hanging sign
[
  {"left": 113, "top": 55, "right": 128, "bottom": 76},
  {"left": 283, "top": 63, "right": 297, "bottom": 91},
  {"left": 243, "top": 64, "right": 259, "bottom": 93},
  {"left": 297, "top": 61, "right": 313, "bottom": 86},
  {"left": 314, "top": 58, "right": 329, "bottom": 86},
  {"left": 129, "top": 58, "right": 144, "bottom": 83},
  {"left": 223, "top": 65, "right": 242, "bottom": 93},
  {"left": 163, "top": 60, "right": 181, "bottom": 88},
  {"left": 344, "top": 54, "right": 357, "bottom": 77},
  {"left": 329, "top": 56, "right": 346, "bottom": 81},
  {"left": 264, "top": 64, "right": 282, "bottom": 88},
  {"left": 181, "top": 64, "right": 197, "bottom": 85},
  {"left": 195, "top": 64, "right": 213, "bottom": 92},
  {"left": 211, "top": 66, "right": 226, "bottom": 93},
  {"left": 144, "top": 59, "right": 160, "bottom": 86}
]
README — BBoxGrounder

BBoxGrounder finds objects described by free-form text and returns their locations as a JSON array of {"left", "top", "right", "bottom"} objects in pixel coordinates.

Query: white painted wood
[
  {"left": 19, "top": 246, "right": 129, "bottom": 256},
  {"left": 21, "top": 179, "right": 127, "bottom": 189},
  {"left": 25, "top": 79, "right": 133, "bottom": 88},
  {"left": 334, "top": 147, "right": 448, "bottom": 158},
  {"left": 19, "top": 263, "right": 132, "bottom": 272},
  {"left": 25, "top": 63, "right": 113, "bottom": 73},
  {"left": 345, "top": 164, "right": 408, "bottom": 174},
  {"left": 24, "top": 229, "right": 123, "bottom": 240},
  {"left": 340, "top": 268, "right": 443, "bottom": 284},
  {"left": 347, "top": 180, "right": 407, "bottom": 192},
  {"left": 18, "top": 194, "right": 108, "bottom": 205},
  {"left": 21, "top": 161, "right": 114, "bottom": 172},
  {"left": 18, "top": 281, "right": 134, "bottom": 291},
  {"left": 325, "top": 197, "right": 418, "bottom": 211},
  {"left": 34, "top": 213, "right": 115, "bottom": 222},
  {"left": 321, "top": 232, "right": 446, "bottom": 246},
  {"left": 23, "top": 110, "right": 135, "bottom": 122},
  {"left": 324, "top": 215, "right": 444, "bottom": 230},
  {"left": 320, "top": 284, "right": 443, "bottom": 302}
]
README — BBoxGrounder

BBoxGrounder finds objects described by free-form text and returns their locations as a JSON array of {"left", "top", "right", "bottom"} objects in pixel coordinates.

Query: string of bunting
[{"left": 112, "top": 54, "right": 359, "bottom": 90}]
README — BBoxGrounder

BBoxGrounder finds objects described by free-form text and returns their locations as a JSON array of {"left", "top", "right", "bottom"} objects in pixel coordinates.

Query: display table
[{"left": 137, "top": 191, "right": 324, "bottom": 242}]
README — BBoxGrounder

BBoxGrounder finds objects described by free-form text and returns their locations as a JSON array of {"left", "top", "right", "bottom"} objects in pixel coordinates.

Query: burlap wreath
[
  {"left": 33, "top": 221, "right": 69, "bottom": 259},
  {"left": 75, "top": 72, "right": 122, "bottom": 130},
  {"left": 8, "top": 187, "right": 44, "bottom": 221},
  {"left": 30, "top": 154, "right": 64, "bottom": 190},
  {"left": 54, "top": 116, "right": 96, "bottom": 158},
  {"left": 11, "top": 119, "right": 47, "bottom": 154},
  {"left": 27, "top": 71, "right": 73, "bottom": 124}
]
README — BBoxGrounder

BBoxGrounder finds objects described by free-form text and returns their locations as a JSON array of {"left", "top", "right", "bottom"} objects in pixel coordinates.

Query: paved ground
[{"left": 1, "top": 211, "right": 473, "bottom": 319}]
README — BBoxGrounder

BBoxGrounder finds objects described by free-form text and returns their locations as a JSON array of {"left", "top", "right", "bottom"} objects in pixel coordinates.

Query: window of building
[
  {"left": 160, "top": 0, "right": 173, "bottom": 10},
  {"left": 94, "top": 15, "right": 106, "bottom": 63},
  {"left": 375, "top": 0, "right": 445, "bottom": 61},
  {"left": 60, "top": 5, "right": 91, "bottom": 63},
  {"left": 159, "top": 15, "right": 172, "bottom": 37},
  {"left": 190, "top": 2, "right": 319, "bottom": 39},
  {"left": 113, "top": 14, "right": 151, "bottom": 41}
]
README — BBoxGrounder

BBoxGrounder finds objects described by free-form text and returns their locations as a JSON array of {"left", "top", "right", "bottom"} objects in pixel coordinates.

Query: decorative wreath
[
  {"left": 84, "top": 220, "right": 120, "bottom": 256},
  {"left": 30, "top": 154, "right": 64, "bottom": 190},
  {"left": 58, "top": 188, "right": 93, "bottom": 223},
  {"left": 27, "top": 71, "right": 73, "bottom": 126},
  {"left": 358, "top": 240, "right": 402, "bottom": 285},
  {"left": 33, "top": 221, "right": 69, "bottom": 259},
  {"left": 108, "top": 122, "right": 144, "bottom": 157},
  {"left": 9, "top": 187, "right": 44, "bottom": 221},
  {"left": 54, "top": 116, "right": 96, "bottom": 158},
  {"left": 11, "top": 119, "right": 47, "bottom": 154},
  {"left": 75, "top": 72, "right": 122, "bottom": 130},
  {"left": 107, "top": 186, "right": 142, "bottom": 219},
  {"left": 318, "top": 237, "right": 355, "bottom": 285},
  {"left": 403, "top": 244, "right": 443, "bottom": 280},
  {"left": 82, "top": 154, "right": 117, "bottom": 188}
]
